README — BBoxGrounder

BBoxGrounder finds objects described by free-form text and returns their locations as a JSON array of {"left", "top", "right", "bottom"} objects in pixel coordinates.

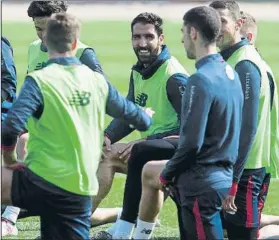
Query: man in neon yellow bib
[
  {"left": 240, "top": 11, "right": 279, "bottom": 239},
  {"left": 1, "top": 12, "right": 152, "bottom": 240},
  {"left": 210, "top": 1, "right": 279, "bottom": 239},
  {"left": 1, "top": 1, "right": 119, "bottom": 234},
  {"left": 92, "top": 12, "right": 189, "bottom": 230}
]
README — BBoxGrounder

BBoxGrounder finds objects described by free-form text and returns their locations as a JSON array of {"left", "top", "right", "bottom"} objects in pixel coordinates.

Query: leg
[
  {"left": 1, "top": 167, "right": 19, "bottom": 237},
  {"left": 122, "top": 139, "right": 178, "bottom": 223},
  {"left": 138, "top": 160, "right": 168, "bottom": 222},
  {"left": 1, "top": 167, "right": 15, "bottom": 205},
  {"left": 133, "top": 160, "right": 168, "bottom": 239},
  {"left": 180, "top": 189, "right": 228, "bottom": 240},
  {"left": 260, "top": 214, "right": 279, "bottom": 228},
  {"left": 112, "top": 139, "right": 178, "bottom": 239},
  {"left": 91, "top": 208, "right": 120, "bottom": 227},
  {"left": 225, "top": 168, "right": 266, "bottom": 240},
  {"left": 226, "top": 223, "right": 257, "bottom": 240},
  {"left": 2, "top": 134, "right": 28, "bottom": 236},
  {"left": 91, "top": 143, "right": 128, "bottom": 214},
  {"left": 259, "top": 224, "right": 279, "bottom": 239},
  {"left": 40, "top": 195, "right": 92, "bottom": 240}
]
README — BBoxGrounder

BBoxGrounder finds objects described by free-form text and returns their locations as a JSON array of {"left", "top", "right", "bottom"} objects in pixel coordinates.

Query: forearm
[
  {"left": 1, "top": 77, "right": 43, "bottom": 149},
  {"left": 106, "top": 81, "right": 151, "bottom": 132},
  {"left": 105, "top": 119, "right": 134, "bottom": 144}
]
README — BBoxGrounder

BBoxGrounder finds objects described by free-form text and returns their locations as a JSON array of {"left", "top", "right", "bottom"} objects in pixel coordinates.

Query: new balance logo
[
  {"left": 35, "top": 62, "right": 47, "bottom": 70},
  {"left": 141, "top": 228, "right": 152, "bottom": 234},
  {"left": 69, "top": 90, "right": 91, "bottom": 106},
  {"left": 136, "top": 93, "right": 148, "bottom": 107}
]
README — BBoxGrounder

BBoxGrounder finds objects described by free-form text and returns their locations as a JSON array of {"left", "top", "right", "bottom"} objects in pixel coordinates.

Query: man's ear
[
  {"left": 159, "top": 34, "right": 164, "bottom": 45},
  {"left": 72, "top": 39, "right": 77, "bottom": 50},
  {"left": 190, "top": 26, "right": 197, "bottom": 41},
  {"left": 247, "top": 32, "right": 253, "bottom": 42},
  {"left": 236, "top": 18, "right": 243, "bottom": 31}
]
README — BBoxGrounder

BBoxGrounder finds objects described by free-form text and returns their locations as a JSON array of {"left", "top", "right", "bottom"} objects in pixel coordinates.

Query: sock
[
  {"left": 2, "top": 206, "right": 20, "bottom": 224},
  {"left": 112, "top": 219, "right": 135, "bottom": 239},
  {"left": 133, "top": 219, "right": 155, "bottom": 239},
  {"left": 106, "top": 208, "right": 122, "bottom": 235}
]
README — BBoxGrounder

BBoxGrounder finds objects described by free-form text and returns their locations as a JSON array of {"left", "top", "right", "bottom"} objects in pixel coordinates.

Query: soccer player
[
  {"left": 128, "top": 5, "right": 244, "bottom": 239},
  {"left": 1, "top": 12, "right": 152, "bottom": 240},
  {"left": 1, "top": 1, "right": 121, "bottom": 233},
  {"left": 210, "top": 1, "right": 278, "bottom": 239},
  {"left": 1, "top": 37, "right": 19, "bottom": 237},
  {"left": 92, "top": 11, "right": 189, "bottom": 226},
  {"left": 240, "top": 10, "right": 279, "bottom": 239}
]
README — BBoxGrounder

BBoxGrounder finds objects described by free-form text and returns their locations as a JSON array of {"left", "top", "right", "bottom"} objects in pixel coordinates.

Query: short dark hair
[
  {"left": 46, "top": 13, "right": 80, "bottom": 53},
  {"left": 183, "top": 6, "right": 221, "bottom": 45},
  {"left": 131, "top": 12, "right": 163, "bottom": 36},
  {"left": 209, "top": 0, "right": 241, "bottom": 21},
  {"left": 27, "top": 1, "right": 68, "bottom": 18}
]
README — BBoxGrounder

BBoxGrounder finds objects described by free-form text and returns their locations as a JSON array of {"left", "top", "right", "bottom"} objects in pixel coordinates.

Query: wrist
[{"left": 229, "top": 182, "right": 238, "bottom": 196}]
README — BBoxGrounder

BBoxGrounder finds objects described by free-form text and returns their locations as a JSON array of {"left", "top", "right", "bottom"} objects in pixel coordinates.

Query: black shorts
[
  {"left": 224, "top": 168, "right": 270, "bottom": 229},
  {"left": 173, "top": 186, "right": 229, "bottom": 240},
  {"left": 11, "top": 167, "right": 92, "bottom": 240}
]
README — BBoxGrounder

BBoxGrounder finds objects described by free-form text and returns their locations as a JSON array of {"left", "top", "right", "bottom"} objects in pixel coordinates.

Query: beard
[
  {"left": 217, "top": 31, "right": 236, "bottom": 51},
  {"left": 134, "top": 44, "right": 161, "bottom": 66}
]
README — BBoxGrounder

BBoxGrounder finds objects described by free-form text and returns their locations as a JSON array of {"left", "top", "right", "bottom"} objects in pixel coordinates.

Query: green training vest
[
  {"left": 263, "top": 61, "right": 279, "bottom": 179},
  {"left": 227, "top": 44, "right": 279, "bottom": 178},
  {"left": 133, "top": 56, "right": 188, "bottom": 138},
  {"left": 25, "top": 62, "right": 108, "bottom": 196},
  {"left": 27, "top": 39, "right": 90, "bottom": 73}
]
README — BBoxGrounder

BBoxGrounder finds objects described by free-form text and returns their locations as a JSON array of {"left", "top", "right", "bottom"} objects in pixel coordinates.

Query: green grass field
[{"left": 2, "top": 20, "right": 279, "bottom": 239}]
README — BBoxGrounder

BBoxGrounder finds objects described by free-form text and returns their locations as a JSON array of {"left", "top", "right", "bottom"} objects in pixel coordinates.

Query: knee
[{"left": 142, "top": 161, "right": 159, "bottom": 188}]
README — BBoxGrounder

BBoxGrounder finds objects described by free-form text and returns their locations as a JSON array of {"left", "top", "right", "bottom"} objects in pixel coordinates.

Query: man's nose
[{"left": 139, "top": 37, "right": 147, "bottom": 47}]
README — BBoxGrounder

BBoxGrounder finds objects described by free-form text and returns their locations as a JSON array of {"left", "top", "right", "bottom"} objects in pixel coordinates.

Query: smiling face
[
  {"left": 132, "top": 23, "right": 164, "bottom": 66},
  {"left": 215, "top": 8, "right": 241, "bottom": 51}
]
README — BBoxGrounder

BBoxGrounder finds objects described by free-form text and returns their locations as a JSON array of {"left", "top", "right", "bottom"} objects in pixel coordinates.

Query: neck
[
  {"left": 195, "top": 44, "right": 217, "bottom": 63},
  {"left": 49, "top": 51, "right": 74, "bottom": 59},
  {"left": 220, "top": 33, "right": 242, "bottom": 52}
]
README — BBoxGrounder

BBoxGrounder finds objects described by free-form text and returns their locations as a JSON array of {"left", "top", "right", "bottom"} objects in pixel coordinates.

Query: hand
[
  {"left": 103, "top": 136, "right": 111, "bottom": 151},
  {"left": 129, "top": 108, "right": 155, "bottom": 129},
  {"left": 223, "top": 195, "right": 237, "bottom": 213},
  {"left": 118, "top": 140, "right": 144, "bottom": 163},
  {"left": 163, "top": 135, "right": 179, "bottom": 139},
  {"left": 144, "top": 107, "right": 155, "bottom": 118},
  {"left": 101, "top": 136, "right": 111, "bottom": 160}
]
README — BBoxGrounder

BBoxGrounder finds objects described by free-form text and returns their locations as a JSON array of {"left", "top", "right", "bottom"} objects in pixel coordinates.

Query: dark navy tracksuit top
[{"left": 161, "top": 53, "right": 244, "bottom": 196}]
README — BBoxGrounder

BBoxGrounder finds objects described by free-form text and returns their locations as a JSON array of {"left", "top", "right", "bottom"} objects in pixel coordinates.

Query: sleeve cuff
[
  {"left": 1, "top": 144, "right": 16, "bottom": 152},
  {"left": 229, "top": 182, "right": 239, "bottom": 196},
  {"left": 159, "top": 174, "right": 169, "bottom": 185},
  {"left": 104, "top": 132, "right": 110, "bottom": 139}
]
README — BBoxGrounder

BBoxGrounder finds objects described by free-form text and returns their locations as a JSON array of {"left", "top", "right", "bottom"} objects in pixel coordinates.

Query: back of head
[
  {"left": 183, "top": 6, "right": 221, "bottom": 45},
  {"left": 27, "top": 1, "right": 68, "bottom": 18},
  {"left": 209, "top": 0, "right": 241, "bottom": 21},
  {"left": 46, "top": 12, "right": 81, "bottom": 54},
  {"left": 131, "top": 12, "right": 163, "bottom": 36},
  {"left": 240, "top": 11, "right": 257, "bottom": 44}
]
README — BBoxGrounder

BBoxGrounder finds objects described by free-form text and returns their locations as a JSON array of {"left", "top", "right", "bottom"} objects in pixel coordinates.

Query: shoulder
[{"left": 166, "top": 56, "right": 189, "bottom": 76}]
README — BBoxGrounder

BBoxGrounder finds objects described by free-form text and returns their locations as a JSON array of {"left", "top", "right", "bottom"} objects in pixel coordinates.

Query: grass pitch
[{"left": 2, "top": 20, "right": 279, "bottom": 239}]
